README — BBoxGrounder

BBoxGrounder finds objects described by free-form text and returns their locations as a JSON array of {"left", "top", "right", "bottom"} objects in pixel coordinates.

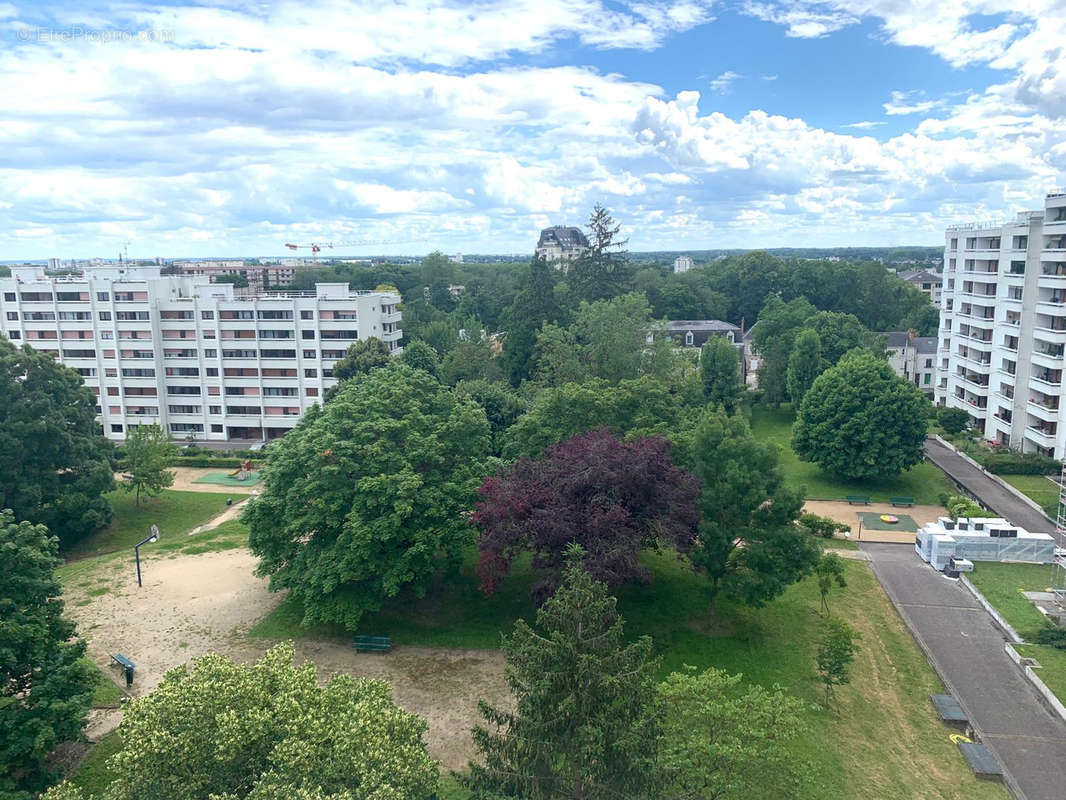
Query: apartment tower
[{"left": 936, "top": 191, "right": 1066, "bottom": 457}]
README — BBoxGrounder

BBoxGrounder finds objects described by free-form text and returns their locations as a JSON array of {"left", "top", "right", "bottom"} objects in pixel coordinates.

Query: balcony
[
  {"left": 1030, "top": 372, "right": 1063, "bottom": 389},
  {"left": 1026, "top": 425, "right": 1058, "bottom": 445},
  {"left": 1028, "top": 399, "right": 1060, "bottom": 421},
  {"left": 1033, "top": 327, "right": 1066, "bottom": 344},
  {"left": 381, "top": 329, "right": 403, "bottom": 342}
]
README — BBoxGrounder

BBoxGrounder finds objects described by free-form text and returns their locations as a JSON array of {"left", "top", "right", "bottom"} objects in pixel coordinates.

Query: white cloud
[
  {"left": 841, "top": 121, "right": 885, "bottom": 129},
  {"left": 708, "top": 70, "right": 742, "bottom": 94},
  {"left": 883, "top": 90, "right": 944, "bottom": 116}
]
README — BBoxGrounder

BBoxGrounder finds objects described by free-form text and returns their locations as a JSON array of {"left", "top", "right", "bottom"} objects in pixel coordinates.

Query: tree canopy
[
  {"left": 473, "top": 429, "right": 700, "bottom": 602},
  {"left": 786, "top": 328, "right": 822, "bottom": 404},
  {"left": 0, "top": 339, "right": 114, "bottom": 547},
  {"left": 45, "top": 643, "right": 438, "bottom": 800},
  {"left": 1, "top": 511, "right": 94, "bottom": 798},
  {"left": 398, "top": 339, "right": 441, "bottom": 379},
  {"left": 792, "top": 350, "right": 929, "bottom": 480},
  {"left": 463, "top": 550, "right": 660, "bottom": 799},
  {"left": 568, "top": 204, "right": 630, "bottom": 304},
  {"left": 244, "top": 364, "right": 490, "bottom": 629},
  {"left": 330, "top": 337, "right": 391, "bottom": 383},
  {"left": 686, "top": 408, "right": 820, "bottom": 606},
  {"left": 700, "top": 335, "right": 743, "bottom": 413}
]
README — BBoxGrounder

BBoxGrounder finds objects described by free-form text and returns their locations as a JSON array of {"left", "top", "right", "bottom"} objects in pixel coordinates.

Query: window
[
  {"left": 258, "top": 310, "right": 293, "bottom": 319},
  {"left": 97, "top": 292, "right": 110, "bottom": 301},
  {"left": 209, "top": 405, "right": 222, "bottom": 414},
  {"left": 59, "top": 311, "right": 92, "bottom": 320},
  {"left": 684, "top": 331, "right": 694, "bottom": 346},
  {"left": 211, "top": 424, "right": 224, "bottom": 433},
  {"left": 111, "top": 424, "right": 123, "bottom": 433},
  {"left": 3, "top": 293, "right": 14, "bottom": 301},
  {"left": 20, "top": 292, "right": 53, "bottom": 302},
  {"left": 165, "top": 367, "right": 198, "bottom": 377},
  {"left": 107, "top": 386, "right": 120, "bottom": 396},
  {"left": 122, "top": 368, "right": 156, "bottom": 378},
  {"left": 205, "top": 367, "right": 219, "bottom": 376},
  {"left": 74, "top": 367, "right": 96, "bottom": 377},
  {"left": 263, "top": 387, "right": 297, "bottom": 396},
  {"left": 924, "top": 373, "right": 931, "bottom": 385},
  {"left": 170, "top": 422, "right": 204, "bottom": 433},
  {"left": 116, "top": 311, "right": 150, "bottom": 320},
  {"left": 301, "top": 330, "right": 315, "bottom": 339},
  {"left": 304, "top": 368, "right": 317, "bottom": 378},
  {"left": 201, "top": 310, "right": 215, "bottom": 319},
  {"left": 161, "top": 310, "right": 193, "bottom": 320},
  {"left": 300, "top": 310, "right": 314, "bottom": 320},
  {"left": 168, "top": 405, "right": 202, "bottom": 414},
  {"left": 220, "top": 310, "right": 254, "bottom": 320},
  {"left": 222, "top": 349, "right": 257, "bottom": 359},
  {"left": 167, "top": 385, "right": 202, "bottom": 395},
  {"left": 5, "top": 312, "right": 17, "bottom": 321},
  {"left": 259, "top": 349, "right": 296, "bottom": 359},
  {"left": 306, "top": 387, "right": 319, "bottom": 397},
  {"left": 303, "top": 349, "right": 317, "bottom": 359},
  {"left": 204, "top": 348, "right": 217, "bottom": 358},
  {"left": 98, "top": 311, "right": 112, "bottom": 320},
  {"left": 62, "top": 349, "right": 96, "bottom": 358},
  {"left": 6, "top": 330, "right": 19, "bottom": 339}
]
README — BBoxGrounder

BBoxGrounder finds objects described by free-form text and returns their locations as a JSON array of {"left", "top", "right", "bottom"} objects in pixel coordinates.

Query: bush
[
  {"left": 981, "top": 451, "right": 1061, "bottom": 475},
  {"left": 1035, "top": 627, "right": 1066, "bottom": 650},
  {"left": 799, "top": 512, "right": 850, "bottom": 538},
  {"left": 936, "top": 406, "right": 970, "bottom": 435}
]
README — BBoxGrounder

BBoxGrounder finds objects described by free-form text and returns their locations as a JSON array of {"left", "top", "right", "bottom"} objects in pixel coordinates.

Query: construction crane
[{"left": 283, "top": 238, "right": 425, "bottom": 264}]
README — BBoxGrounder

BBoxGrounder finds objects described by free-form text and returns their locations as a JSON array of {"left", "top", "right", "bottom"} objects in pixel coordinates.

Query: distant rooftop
[
  {"left": 537, "top": 226, "right": 589, "bottom": 249},
  {"left": 664, "top": 320, "right": 740, "bottom": 332}
]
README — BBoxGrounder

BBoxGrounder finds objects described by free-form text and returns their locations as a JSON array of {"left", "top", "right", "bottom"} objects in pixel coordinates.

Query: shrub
[
  {"left": 981, "top": 451, "right": 1061, "bottom": 475},
  {"left": 936, "top": 406, "right": 970, "bottom": 435},
  {"left": 1035, "top": 627, "right": 1066, "bottom": 650}
]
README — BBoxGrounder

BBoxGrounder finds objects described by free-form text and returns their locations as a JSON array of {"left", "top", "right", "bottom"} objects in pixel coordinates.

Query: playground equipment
[
  {"left": 228, "top": 460, "right": 253, "bottom": 481},
  {"left": 880, "top": 514, "right": 900, "bottom": 524}
]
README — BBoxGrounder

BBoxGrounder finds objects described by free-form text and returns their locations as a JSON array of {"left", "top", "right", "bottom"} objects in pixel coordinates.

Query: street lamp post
[{"left": 135, "top": 524, "right": 160, "bottom": 588}]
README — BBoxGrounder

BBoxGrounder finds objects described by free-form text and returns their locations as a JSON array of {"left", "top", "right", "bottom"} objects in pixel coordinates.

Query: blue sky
[{"left": 0, "top": 0, "right": 1063, "bottom": 259}]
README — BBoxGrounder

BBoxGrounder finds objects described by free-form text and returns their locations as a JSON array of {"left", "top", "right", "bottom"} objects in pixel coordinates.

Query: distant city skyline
[{"left": 1, "top": 1, "right": 1063, "bottom": 258}]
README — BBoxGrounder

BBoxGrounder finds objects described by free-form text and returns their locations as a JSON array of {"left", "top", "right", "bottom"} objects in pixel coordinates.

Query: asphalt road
[
  {"left": 863, "top": 542, "right": 1066, "bottom": 800},
  {"left": 923, "top": 439, "right": 1056, "bottom": 534}
]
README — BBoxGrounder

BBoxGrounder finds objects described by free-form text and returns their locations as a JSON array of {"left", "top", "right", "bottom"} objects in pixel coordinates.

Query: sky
[{"left": 1, "top": 1, "right": 1064, "bottom": 259}]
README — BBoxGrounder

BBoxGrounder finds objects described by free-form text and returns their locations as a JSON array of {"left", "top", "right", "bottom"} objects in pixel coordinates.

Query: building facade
[
  {"left": 0, "top": 266, "right": 401, "bottom": 444},
  {"left": 936, "top": 191, "right": 1066, "bottom": 457},
  {"left": 898, "top": 269, "right": 943, "bottom": 305},
  {"left": 881, "top": 331, "right": 937, "bottom": 395},
  {"left": 535, "top": 226, "right": 589, "bottom": 265},
  {"left": 172, "top": 260, "right": 301, "bottom": 293},
  {"left": 673, "top": 255, "right": 693, "bottom": 273}
]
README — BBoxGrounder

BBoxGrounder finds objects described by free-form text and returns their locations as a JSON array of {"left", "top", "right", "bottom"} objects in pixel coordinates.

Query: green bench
[
  {"left": 891, "top": 496, "right": 915, "bottom": 507},
  {"left": 845, "top": 495, "right": 871, "bottom": 505},
  {"left": 353, "top": 635, "right": 392, "bottom": 653},
  {"left": 110, "top": 653, "right": 136, "bottom": 687}
]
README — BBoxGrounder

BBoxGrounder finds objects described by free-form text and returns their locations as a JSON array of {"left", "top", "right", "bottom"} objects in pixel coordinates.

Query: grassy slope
[
  {"left": 64, "top": 489, "right": 231, "bottom": 559},
  {"left": 67, "top": 730, "right": 123, "bottom": 797},
  {"left": 1001, "top": 474, "right": 1060, "bottom": 518},
  {"left": 252, "top": 548, "right": 1003, "bottom": 800},
  {"left": 749, "top": 406, "right": 954, "bottom": 504}
]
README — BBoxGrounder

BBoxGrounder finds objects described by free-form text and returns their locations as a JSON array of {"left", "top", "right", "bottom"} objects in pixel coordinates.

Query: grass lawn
[
  {"left": 1016, "top": 644, "right": 1066, "bottom": 705},
  {"left": 85, "top": 659, "right": 123, "bottom": 708},
  {"left": 966, "top": 561, "right": 1058, "bottom": 640},
  {"left": 252, "top": 547, "right": 1004, "bottom": 800},
  {"left": 749, "top": 406, "right": 954, "bottom": 504},
  {"left": 64, "top": 489, "right": 232, "bottom": 560},
  {"left": 1002, "top": 474, "right": 1060, "bottom": 518},
  {"left": 67, "top": 729, "right": 123, "bottom": 797}
]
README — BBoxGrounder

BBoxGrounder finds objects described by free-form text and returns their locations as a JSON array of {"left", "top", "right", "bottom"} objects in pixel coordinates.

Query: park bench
[
  {"left": 110, "top": 653, "right": 136, "bottom": 687},
  {"left": 845, "top": 495, "right": 871, "bottom": 505},
  {"left": 891, "top": 496, "right": 915, "bottom": 507},
  {"left": 353, "top": 635, "right": 392, "bottom": 653}
]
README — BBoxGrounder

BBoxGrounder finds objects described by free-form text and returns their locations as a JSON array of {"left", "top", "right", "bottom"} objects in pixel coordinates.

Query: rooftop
[{"left": 664, "top": 320, "right": 740, "bottom": 332}]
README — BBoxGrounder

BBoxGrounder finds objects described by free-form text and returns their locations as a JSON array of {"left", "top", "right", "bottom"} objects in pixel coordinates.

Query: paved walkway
[
  {"left": 923, "top": 438, "right": 1055, "bottom": 533},
  {"left": 863, "top": 542, "right": 1066, "bottom": 800}
]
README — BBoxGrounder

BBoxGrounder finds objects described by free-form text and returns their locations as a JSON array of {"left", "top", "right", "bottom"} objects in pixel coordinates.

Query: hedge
[
  {"left": 981, "top": 451, "right": 1061, "bottom": 475},
  {"left": 114, "top": 456, "right": 261, "bottom": 470}
]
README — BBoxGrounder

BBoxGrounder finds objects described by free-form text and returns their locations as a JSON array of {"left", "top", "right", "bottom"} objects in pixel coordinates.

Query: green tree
[
  {"left": 213, "top": 273, "right": 249, "bottom": 288},
  {"left": 657, "top": 667, "right": 807, "bottom": 800},
  {"left": 421, "top": 251, "right": 456, "bottom": 311},
  {"left": 44, "top": 644, "right": 438, "bottom": 800},
  {"left": 331, "top": 337, "right": 391, "bottom": 382},
  {"left": 462, "top": 548, "right": 660, "bottom": 799},
  {"left": 420, "top": 318, "right": 460, "bottom": 357},
  {"left": 792, "top": 350, "right": 929, "bottom": 480},
  {"left": 244, "top": 364, "right": 490, "bottom": 629},
  {"left": 815, "top": 552, "right": 847, "bottom": 615},
  {"left": 803, "top": 311, "right": 869, "bottom": 365},
  {"left": 501, "top": 256, "right": 558, "bottom": 385},
  {"left": 699, "top": 335, "right": 743, "bottom": 413},
  {"left": 786, "top": 328, "right": 822, "bottom": 404},
  {"left": 441, "top": 336, "right": 503, "bottom": 385},
  {"left": 573, "top": 292, "right": 653, "bottom": 383},
  {"left": 454, "top": 380, "right": 525, "bottom": 454},
  {"left": 399, "top": 339, "right": 441, "bottom": 379},
  {"left": 502, "top": 377, "right": 692, "bottom": 460},
  {"left": 752, "top": 296, "right": 817, "bottom": 404},
  {"left": 799, "top": 512, "right": 850, "bottom": 539},
  {"left": 531, "top": 323, "right": 586, "bottom": 386},
  {"left": 687, "top": 408, "right": 820, "bottom": 607},
  {"left": 816, "top": 619, "right": 860, "bottom": 708},
  {"left": 937, "top": 406, "right": 970, "bottom": 435},
  {"left": 1, "top": 510, "right": 94, "bottom": 798},
  {"left": 569, "top": 204, "right": 630, "bottom": 303},
  {"left": 120, "top": 424, "right": 177, "bottom": 506},
  {"left": 0, "top": 339, "right": 114, "bottom": 548}
]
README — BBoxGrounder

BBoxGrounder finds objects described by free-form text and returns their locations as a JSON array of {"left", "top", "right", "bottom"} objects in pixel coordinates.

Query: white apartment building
[
  {"left": 898, "top": 269, "right": 943, "bottom": 305},
  {"left": 882, "top": 331, "right": 937, "bottom": 395},
  {"left": 936, "top": 191, "right": 1066, "bottom": 457},
  {"left": 673, "top": 255, "right": 693, "bottom": 273},
  {"left": 0, "top": 266, "right": 402, "bottom": 444}
]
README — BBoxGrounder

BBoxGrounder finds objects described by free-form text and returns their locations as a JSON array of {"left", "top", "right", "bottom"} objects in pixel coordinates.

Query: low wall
[
  {"left": 960, "top": 574, "right": 1025, "bottom": 644},
  {"left": 1005, "top": 643, "right": 1066, "bottom": 725}
]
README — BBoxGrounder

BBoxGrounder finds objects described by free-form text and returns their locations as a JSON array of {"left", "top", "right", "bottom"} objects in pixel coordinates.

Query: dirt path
[
  {"left": 804, "top": 500, "right": 944, "bottom": 544},
  {"left": 66, "top": 547, "right": 507, "bottom": 768}
]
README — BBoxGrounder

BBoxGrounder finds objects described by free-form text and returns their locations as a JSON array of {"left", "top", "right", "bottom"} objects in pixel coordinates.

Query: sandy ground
[
  {"left": 68, "top": 544, "right": 508, "bottom": 768},
  {"left": 114, "top": 466, "right": 261, "bottom": 494},
  {"left": 803, "top": 500, "right": 945, "bottom": 544}
]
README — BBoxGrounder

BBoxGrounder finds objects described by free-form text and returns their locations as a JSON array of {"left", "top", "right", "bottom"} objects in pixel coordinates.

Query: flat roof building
[
  {"left": 0, "top": 266, "right": 401, "bottom": 444},
  {"left": 916, "top": 516, "right": 1055, "bottom": 571}
]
